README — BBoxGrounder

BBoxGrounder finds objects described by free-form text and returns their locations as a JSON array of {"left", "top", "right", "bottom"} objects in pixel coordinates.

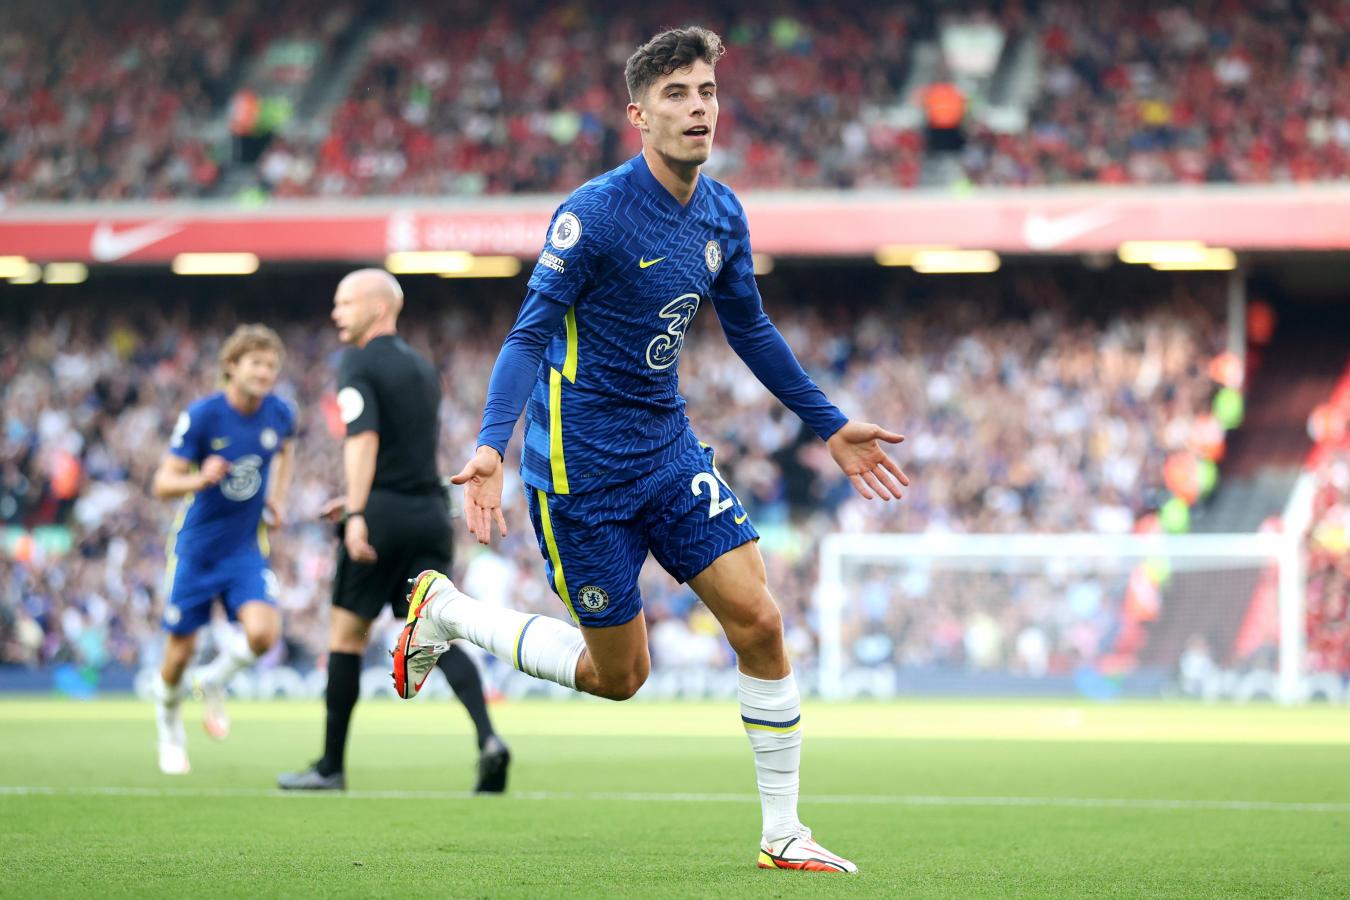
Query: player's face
[
  {"left": 229, "top": 349, "right": 280, "bottom": 399},
  {"left": 331, "top": 286, "right": 376, "bottom": 344},
  {"left": 631, "top": 59, "right": 718, "bottom": 165}
]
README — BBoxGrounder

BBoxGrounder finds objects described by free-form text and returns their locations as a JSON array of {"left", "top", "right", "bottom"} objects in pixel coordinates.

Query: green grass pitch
[{"left": 2, "top": 697, "right": 1348, "bottom": 898}]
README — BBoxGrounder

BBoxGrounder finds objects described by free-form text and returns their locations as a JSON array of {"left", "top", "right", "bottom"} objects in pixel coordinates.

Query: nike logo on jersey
[
  {"left": 210, "top": 438, "right": 230, "bottom": 450},
  {"left": 639, "top": 256, "right": 666, "bottom": 269},
  {"left": 734, "top": 511, "right": 749, "bottom": 525}
]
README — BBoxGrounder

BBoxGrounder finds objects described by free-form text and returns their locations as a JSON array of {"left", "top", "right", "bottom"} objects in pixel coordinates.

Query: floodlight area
[
  {"left": 874, "top": 246, "right": 1001, "bottom": 273},
  {"left": 43, "top": 263, "right": 88, "bottom": 285},
  {"left": 0, "top": 255, "right": 32, "bottom": 279},
  {"left": 171, "top": 253, "right": 261, "bottom": 275},
  {"left": 5, "top": 261, "right": 43, "bottom": 284},
  {"left": 911, "top": 249, "right": 1001, "bottom": 274},
  {"left": 1118, "top": 241, "right": 1238, "bottom": 270},
  {"left": 3, "top": 259, "right": 89, "bottom": 284},
  {"left": 388, "top": 251, "right": 523, "bottom": 278},
  {"left": 874, "top": 244, "right": 957, "bottom": 267},
  {"left": 436, "top": 256, "right": 522, "bottom": 278}
]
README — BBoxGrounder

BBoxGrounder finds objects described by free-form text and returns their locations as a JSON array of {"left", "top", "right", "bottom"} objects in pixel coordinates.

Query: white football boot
[
  {"left": 757, "top": 827, "right": 857, "bottom": 873},
  {"left": 193, "top": 672, "right": 230, "bottom": 741},
  {"left": 156, "top": 700, "right": 191, "bottom": 775},
  {"left": 391, "top": 570, "right": 459, "bottom": 699}
]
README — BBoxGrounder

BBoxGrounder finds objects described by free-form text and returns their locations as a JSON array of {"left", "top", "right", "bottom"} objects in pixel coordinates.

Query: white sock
[
  {"left": 430, "top": 588, "right": 585, "bottom": 690},
  {"left": 154, "top": 674, "right": 185, "bottom": 744},
  {"left": 739, "top": 669, "right": 803, "bottom": 842},
  {"left": 196, "top": 629, "right": 258, "bottom": 690}
]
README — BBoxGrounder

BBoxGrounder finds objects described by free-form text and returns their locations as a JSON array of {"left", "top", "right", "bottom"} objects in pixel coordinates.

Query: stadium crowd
[
  {"left": 0, "top": 0, "right": 357, "bottom": 204},
  {"left": 1306, "top": 448, "right": 1350, "bottom": 676},
  {"left": 960, "top": 0, "right": 1350, "bottom": 186},
  {"left": 0, "top": 267, "right": 1227, "bottom": 679},
  {"left": 0, "top": 0, "right": 242, "bottom": 203},
  {"left": 5, "top": 0, "right": 1350, "bottom": 205}
]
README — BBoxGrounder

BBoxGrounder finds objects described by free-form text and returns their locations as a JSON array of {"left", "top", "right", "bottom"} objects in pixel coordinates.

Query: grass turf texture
[{"left": 2, "top": 699, "right": 1348, "bottom": 898}]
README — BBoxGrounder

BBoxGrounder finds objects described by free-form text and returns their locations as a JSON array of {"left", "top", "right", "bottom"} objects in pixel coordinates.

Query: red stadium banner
[{"left": 3, "top": 187, "right": 1350, "bottom": 262}]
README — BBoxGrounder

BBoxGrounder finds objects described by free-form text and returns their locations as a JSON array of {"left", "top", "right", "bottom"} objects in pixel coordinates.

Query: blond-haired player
[{"left": 150, "top": 324, "right": 295, "bottom": 774}]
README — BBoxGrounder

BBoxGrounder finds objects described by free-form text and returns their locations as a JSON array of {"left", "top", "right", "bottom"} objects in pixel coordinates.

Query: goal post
[{"left": 816, "top": 531, "right": 1305, "bottom": 703}]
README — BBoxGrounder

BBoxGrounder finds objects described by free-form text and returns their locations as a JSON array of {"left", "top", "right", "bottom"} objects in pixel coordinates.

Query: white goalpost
[{"left": 816, "top": 530, "right": 1308, "bottom": 703}]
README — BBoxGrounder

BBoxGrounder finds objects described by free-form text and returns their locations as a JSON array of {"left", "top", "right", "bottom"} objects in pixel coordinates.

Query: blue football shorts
[
  {"left": 162, "top": 550, "right": 278, "bottom": 635},
  {"left": 526, "top": 440, "right": 759, "bottom": 628}
]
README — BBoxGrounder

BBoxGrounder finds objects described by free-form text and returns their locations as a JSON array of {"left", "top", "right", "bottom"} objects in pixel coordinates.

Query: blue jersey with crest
[
  {"left": 167, "top": 392, "right": 295, "bottom": 561},
  {"left": 518, "top": 153, "right": 793, "bottom": 494}
]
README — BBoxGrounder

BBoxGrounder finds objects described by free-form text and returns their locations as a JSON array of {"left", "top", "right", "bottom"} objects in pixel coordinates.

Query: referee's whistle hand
[{"left": 344, "top": 516, "right": 378, "bottom": 563}]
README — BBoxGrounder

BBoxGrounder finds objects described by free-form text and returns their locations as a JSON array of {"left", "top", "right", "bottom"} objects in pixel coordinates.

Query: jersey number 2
[{"left": 691, "top": 472, "right": 734, "bottom": 519}]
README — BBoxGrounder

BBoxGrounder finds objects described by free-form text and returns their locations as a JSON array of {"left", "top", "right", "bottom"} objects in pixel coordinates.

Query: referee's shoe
[
  {"left": 276, "top": 763, "right": 346, "bottom": 791},
  {"left": 276, "top": 742, "right": 508, "bottom": 793},
  {"left": 475, "top": 735, "right": 511, "bottom": 794}
]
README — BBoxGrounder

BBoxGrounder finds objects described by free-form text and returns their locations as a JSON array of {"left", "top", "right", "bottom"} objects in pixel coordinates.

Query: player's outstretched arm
[
  {"left": 451, "top": 447, "right": 508, "bottom": 545},
  {"left": 151, "top": 453, "right": 228, "bottom": 499},
  {"left": 826, "top": 421, "right": 910, "bottom": 500},
  {"left": 459, "top": 288, "right": 572, "bottom": 545}
]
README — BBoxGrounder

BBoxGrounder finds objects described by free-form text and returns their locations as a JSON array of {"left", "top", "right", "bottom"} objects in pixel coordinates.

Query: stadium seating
[
  {"left": 4, "top": 1, "right": 1350, "bottom": 202},
  {"left": 960, "top": 0, "right": 1350, "bottom": 185}
]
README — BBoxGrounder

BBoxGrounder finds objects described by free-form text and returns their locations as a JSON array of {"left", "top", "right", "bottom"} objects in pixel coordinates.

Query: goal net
[{"left": 816, "top": 532, "right": 1307, "bottom": 702}]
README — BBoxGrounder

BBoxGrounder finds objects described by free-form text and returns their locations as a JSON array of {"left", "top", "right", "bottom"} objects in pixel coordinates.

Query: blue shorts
[
  {"left": 526, "top": 440, "right": 758, "bottom": 628},
  {"left": 162, "top": 550, "right": 278, "bottom": 635}
]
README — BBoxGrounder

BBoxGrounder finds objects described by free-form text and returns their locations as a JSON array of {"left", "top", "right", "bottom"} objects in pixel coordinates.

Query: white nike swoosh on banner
[
  {"left": 90, "top": 220, "right": 183, "bottom": 262},
  {"left": 1021, "top": 208, "right": 1116, "bottom": 251}
]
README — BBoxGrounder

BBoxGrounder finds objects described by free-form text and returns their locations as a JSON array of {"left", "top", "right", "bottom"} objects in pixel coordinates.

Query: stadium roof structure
[{"left": 2, "top": 186, "right": 1349, "bottom": 264}]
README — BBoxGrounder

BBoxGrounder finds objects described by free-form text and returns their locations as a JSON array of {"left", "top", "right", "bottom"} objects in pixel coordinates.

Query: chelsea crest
[
  {"left": 704, "top": 240, "right": 722, "bottom": 273},
  {"left": 578, "top": 585, "right": 609, "bottom": 612}
]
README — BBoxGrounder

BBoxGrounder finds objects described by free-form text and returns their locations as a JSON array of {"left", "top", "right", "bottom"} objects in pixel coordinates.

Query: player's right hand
[
  {"left": 199, "top": 455, "right": 230, "bottom": 488},
  {"left": 451, "top": 446, "right": 508, "bottom": 545}
]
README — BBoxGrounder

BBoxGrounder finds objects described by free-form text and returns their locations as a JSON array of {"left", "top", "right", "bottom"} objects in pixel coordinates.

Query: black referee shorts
[{"left": 332, "top": 489, "right": 454, "bottom": 621}]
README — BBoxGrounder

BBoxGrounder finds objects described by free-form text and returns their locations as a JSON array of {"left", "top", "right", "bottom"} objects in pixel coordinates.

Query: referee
[{"left": 278, "top": 268, "right": 509, "bottom": 792}]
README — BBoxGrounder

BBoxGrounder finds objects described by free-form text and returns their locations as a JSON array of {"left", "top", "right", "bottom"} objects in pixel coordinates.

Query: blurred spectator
[
  {"left": 961, "top": 0, "right": 1350, "bottom": 186},
  {"left": 921, "top": 73, "right": 966, "bottom": 154},
  {"left": 0, "top": 0, "right": 250, "bottom": 203},
  {"left": 1178, "top": 633, "right": 1217, "bottom": 695},
  {"left": 5, "top": 0, "right": 1348, "bottom": 201},
  {"left": 1306, "top": 448, "right": 1350, "bottom": 674},
  {"left": 0, "top": 0, "right": 358, "bottom": 205}
]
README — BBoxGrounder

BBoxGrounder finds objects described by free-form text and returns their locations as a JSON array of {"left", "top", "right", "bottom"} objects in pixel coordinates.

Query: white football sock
[
  {"left": 154, "top": 674, "right": 185, "bottom": 743},
  {"left": 430, "top": 588, "right": 585, "bottom": 690},
  {"left": 196, "top": 629, "right": 258, "bottom": 690},
  {"left": 738, "top": 669, "right": 803, "bottom": 842}
]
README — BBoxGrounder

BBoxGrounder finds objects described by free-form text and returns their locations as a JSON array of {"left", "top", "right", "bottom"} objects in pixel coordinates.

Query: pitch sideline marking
[{"left": 0, "top": 785, "right": 1346, "bottom": 813}]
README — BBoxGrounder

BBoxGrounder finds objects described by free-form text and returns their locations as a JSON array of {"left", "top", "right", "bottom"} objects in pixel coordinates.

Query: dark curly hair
[{"left": 624, "top": 26, "right": 726, "bottom": 102}]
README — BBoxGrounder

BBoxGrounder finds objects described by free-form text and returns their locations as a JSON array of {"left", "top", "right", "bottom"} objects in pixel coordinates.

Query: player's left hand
[
  {"left": 826, "top": 421, "right": 910, "bottom": 500},
  {"left": 344, "top": 514, "right": 378, "bottom": 563}
]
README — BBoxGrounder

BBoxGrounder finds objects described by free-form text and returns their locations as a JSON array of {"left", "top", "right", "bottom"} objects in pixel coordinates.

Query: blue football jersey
[
  {"left": 521, "top": 153, "right": 760, "bottom": 494},
  {"left": 167, "top": 392, "right": 295, "bottom": 561}
]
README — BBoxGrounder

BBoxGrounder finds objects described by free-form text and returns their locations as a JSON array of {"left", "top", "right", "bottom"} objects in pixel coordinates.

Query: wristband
[{"left": 346, "top": 510, "right": 364, "bottom": 519}]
